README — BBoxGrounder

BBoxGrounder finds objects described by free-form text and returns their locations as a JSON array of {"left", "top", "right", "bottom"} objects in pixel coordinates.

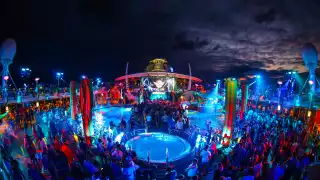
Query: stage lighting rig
[{"left": 20, "top": 68, "right": 32, "bottom": 79}]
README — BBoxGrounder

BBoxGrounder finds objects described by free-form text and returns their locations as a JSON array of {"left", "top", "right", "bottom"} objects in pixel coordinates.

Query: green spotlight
[{"left": 293, "top": 73, "right": 303, "bottom": 88}]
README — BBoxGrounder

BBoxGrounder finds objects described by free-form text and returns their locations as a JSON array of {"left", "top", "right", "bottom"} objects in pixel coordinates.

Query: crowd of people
[
  {"left": 183, "top": 110, "right": 320, "bottom": 180},
  {"left": 0, "top": 98, "right": 319, "bottom": 180}
]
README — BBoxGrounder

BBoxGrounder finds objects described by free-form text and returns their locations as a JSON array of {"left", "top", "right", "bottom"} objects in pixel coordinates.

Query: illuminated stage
[{"left": 115, "top": 59, "right": 202, "bottom": 101}]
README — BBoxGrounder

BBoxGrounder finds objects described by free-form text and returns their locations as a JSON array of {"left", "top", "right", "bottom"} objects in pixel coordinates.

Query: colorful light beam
[
  {"left": 223, "top": 78, "right": 238, "bottom": 139},
  {"left": 80, "top": 78, "right": 94, "bottom": 145}
]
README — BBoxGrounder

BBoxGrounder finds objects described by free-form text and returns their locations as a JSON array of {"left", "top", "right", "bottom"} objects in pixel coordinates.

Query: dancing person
[
  {"left": 185, "top": 159, "right": 198, "bottom": 179},
  {"left": 35, "top": 137, "right": 46, "bottom": 171},
  {"left": 165, "top": 167, "right": 177, "bottom": 180},
  {"left": 200, "top": 145, "right": 211, "bottom": 176},
  {"left": 146, "top": 113, "right": 152, "bottom": 129}
]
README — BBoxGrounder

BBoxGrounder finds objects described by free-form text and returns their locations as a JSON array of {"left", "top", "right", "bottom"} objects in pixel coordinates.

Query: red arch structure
[{"left": 80, "top": 78, "right": 94, "bottom": 145}]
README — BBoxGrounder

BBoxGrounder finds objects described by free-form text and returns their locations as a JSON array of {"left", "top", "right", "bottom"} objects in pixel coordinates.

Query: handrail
[
  {"left": 120, "top": 128, "right": 196, "bottom": 164},
  {"left": 1, "top": 158, "right": 27, "bottom": 180},
  {"left": 1, "top": 161, "right": 11, "bottom": 180}
]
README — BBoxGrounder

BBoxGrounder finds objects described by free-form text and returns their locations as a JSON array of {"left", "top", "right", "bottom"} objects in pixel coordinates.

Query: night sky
[{"left": 1, "top": 0, "right": 320, "bottom": 85}]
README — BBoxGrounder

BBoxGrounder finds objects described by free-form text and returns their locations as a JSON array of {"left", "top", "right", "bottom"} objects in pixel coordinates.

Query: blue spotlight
[
  {"left": 292, "top": 72, "right": 296, "bottom": 74},
  {"left": 256, "top": 75, "right": 261, "bottom": 78},
  {"left": 81, "top": 75, "right": 86, "bottom": 79},
  {"left": 56, "top": 72, "right": 64, "bottom": 79},
  {"left": 288, "top": 72, "right": 292, "bottom": 74},
  {"left": 96, "top": 78, "right": 102, "bottom": 83}
]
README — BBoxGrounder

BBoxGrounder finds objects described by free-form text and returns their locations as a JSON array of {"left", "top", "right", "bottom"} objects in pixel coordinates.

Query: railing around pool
[{"left": 117, "top": 128, "right": 197, "bottom": 163}]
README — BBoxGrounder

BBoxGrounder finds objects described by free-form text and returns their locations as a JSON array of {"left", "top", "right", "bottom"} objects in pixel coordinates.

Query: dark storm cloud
[
  {"left": 2, "top": 0, "right": 320, "bottom": 83},
  {"left": 169, "top": 0, "right": 320, "bottom": 76}
]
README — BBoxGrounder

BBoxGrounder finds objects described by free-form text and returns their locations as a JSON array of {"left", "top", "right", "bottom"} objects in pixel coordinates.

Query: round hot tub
[{"left": 125, "top": 132, "right": 191, "bottom": 163}]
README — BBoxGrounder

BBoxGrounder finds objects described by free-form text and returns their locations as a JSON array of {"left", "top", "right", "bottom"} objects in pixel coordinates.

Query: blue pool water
[
  {"left": 187, "top": 110, "right": 224, "bottom": 129},
  {"left": 92, "top": 106, "right": 224, "bottom": 130},
  {"left": 125, "top": 132, "right": 191, "bottom": 163},
  {"left": 93, "top": 106, "right": 132, "bottom": 126}
]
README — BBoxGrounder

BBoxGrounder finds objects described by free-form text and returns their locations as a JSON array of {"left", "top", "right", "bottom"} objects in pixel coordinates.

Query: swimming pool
[
  {"left": 187, "top": 110, "right": 224, "bottom": 130},
  {"left": 125, "top": 132, "right": 191, "bottom": 163},
  {"left": 93, "top": 106, "right": 132, "bottom": 126}
]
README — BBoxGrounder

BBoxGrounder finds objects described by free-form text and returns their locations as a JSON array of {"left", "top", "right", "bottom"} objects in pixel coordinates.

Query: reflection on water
[
  {"left": 93, "top": 106, "right": 132, "bottom": 126},
  {"left": 187, "top": 109, "right": 225, "bottom": 130}
]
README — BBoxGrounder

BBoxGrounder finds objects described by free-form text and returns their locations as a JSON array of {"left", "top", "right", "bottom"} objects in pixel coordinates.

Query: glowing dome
[
  {"left": 302, "top": 43, "right": 318, "bottom": 70},
  {"left": 0, "top": 38, "right": 16, "bottom": 61}
]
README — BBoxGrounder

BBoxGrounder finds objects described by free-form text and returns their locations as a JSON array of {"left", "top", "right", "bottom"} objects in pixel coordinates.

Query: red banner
[{"left": 80, "top": 78, "right": 93, "bottom": 145}]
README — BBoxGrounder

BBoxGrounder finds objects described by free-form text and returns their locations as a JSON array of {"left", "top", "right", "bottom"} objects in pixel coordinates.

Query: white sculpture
[
  {"left": 302, "top": 43, "right": 318, "bottom": 94},
  {"left": 0, "top": 38, "right": 16, "bottom": 90}
]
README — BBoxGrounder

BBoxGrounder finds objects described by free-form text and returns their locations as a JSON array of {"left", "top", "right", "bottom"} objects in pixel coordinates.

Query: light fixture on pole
[
  {"left": 56, "top": 72, "right": 63, "bottom": 87},
  {"left": 21, "top": 68, "right": 32, "bottom": 79},
  {"left": 35, "top": 77, "right": 40, "bottom": 100},
  {"left": 308, "top": 80, "right": 315, "bottom": 109},
  {"left": 3, "top": 76, "right": 9, "bottom": 103},
  {"left": 3, "top": 76, "right": 9, "bottom": 104},
  {"left": 277, "top": 80, "right": 282, "bottom": 110}
]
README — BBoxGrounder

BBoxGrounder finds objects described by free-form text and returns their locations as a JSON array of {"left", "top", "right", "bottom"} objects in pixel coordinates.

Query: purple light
[
  {"left": 309, "top": 80, "right": 314, "bottom": 85},
  {"left": 3, "top": 76, "right": 9, "bottom": 81}
]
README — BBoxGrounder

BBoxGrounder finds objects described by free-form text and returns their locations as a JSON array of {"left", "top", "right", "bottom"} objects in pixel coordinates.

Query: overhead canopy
[{"left": 115, "top": 72, "right": 202, "bottom": 82}]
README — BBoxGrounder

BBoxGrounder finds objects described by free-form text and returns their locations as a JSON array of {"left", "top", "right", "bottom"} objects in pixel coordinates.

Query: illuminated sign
[
  {"left": 152, "top": 92, "right": 165, "bottom": 95},
  {"left": 153, "top": 80, "right": 165, "bottom": 89}
]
